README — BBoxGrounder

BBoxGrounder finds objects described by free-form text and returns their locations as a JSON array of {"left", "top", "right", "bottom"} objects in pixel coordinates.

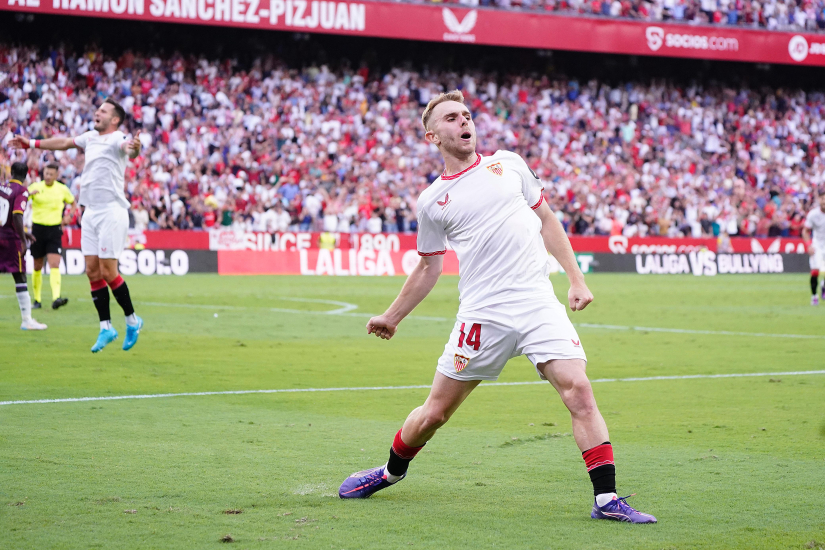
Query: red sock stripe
[
  {"left": 90, "top": 279, "right": 107, "bottom": 291},
  {"left": 582, "top": 443, "right": 614, "bottom": 472},
  {"left": 392, "top": 429, "right": 424, "bottom": 460},
  {"left": 108, "top": 275, "right": 125, "bottom": 290}
]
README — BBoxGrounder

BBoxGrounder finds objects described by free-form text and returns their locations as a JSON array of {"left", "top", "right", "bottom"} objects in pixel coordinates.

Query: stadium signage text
[
  {"left": 8, "top": 0, "right": 825, "bottom": 66},
  {"left": 634, "top": 252, "right": 785, "bottom": 276},
  {"left": 27, "top": 249, "right": 217, "bottom": 275},
  {"left": 645, "top": 26, "right": 738, "bottom": 53}
]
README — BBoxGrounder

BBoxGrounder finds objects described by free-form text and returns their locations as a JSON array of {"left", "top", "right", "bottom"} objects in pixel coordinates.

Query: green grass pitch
[{"left": 1, "top": 273, "right": 823, "bottom": 549}]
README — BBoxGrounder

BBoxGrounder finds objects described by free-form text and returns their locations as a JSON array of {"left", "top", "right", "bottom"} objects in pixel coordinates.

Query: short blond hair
[{"left": 421, "top": 90, "right": 465, "bottom": 131}]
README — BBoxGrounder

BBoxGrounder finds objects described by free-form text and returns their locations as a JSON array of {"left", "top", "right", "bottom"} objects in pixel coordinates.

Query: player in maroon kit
[{"left": 0, "top": 162, "right": 47, "bottom": 330}]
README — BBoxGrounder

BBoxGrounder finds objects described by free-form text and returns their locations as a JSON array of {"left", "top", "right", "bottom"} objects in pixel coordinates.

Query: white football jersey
[
  {"left": 416, "top": 150, "right": 555, "bottom": 314},
  {"left": 804, "top": 206, "right": 825, "bottom": 249},
  {"left": 74, "top": 130, "right": 131, "bottom": 209}
]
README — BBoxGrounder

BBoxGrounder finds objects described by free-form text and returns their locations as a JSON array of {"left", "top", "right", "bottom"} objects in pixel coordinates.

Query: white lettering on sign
[
  {"left": 299, "top": 249, "right": 395, "bottom": 276},
  {"left": 646, "top": 26, "right": 738, "bottom": 53},
  {"left": 46, "top": 0, "right": 363, "bottom": 27}
]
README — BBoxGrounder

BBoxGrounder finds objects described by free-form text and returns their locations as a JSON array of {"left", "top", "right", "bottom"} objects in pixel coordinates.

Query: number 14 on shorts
[{"left": 458, "top": 323, "right": 481, "bottom": 351}]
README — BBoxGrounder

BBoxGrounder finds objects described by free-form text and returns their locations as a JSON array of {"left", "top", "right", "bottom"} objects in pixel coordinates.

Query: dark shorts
[
  {"left": 0, "top": 237, "right": 24, "bottom": 273},
  {"left": 31, "top": 224, "right": 63, "bottom": 258}
]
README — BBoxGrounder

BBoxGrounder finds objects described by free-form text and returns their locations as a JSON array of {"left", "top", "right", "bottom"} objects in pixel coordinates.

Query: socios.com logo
[
  {"left": 789, "top": 35, "right": 809, "bottom": 62},
  {"left": 646, "top": 27, "right": 665, "bottom": 51}
]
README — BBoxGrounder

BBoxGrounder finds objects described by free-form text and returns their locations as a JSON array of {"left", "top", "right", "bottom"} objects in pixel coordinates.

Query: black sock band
[
  {"left": 111, "top": 281, "right": 135, "bottom": 317},
  {"left": 588, "top": 464, "right": 616, "bottom": 496},
  {"left": 386, "top": 447, "right": 413, "bottom": 477},
  {"left": 91, "top": 287, "right": 111, "bottom": 322},
  {"left": 812, "top": 275, "right": 819, "bottom": 295}
]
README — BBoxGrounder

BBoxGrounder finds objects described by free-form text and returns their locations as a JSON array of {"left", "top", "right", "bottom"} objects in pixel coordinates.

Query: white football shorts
[
  {"left": 435, "top": 298, "right": 587, "bottom": 382},
  {"left": 810, "top": 248, "right": 825, "bottom": 271},
  {"left": 81, "top": 205, "right": 129, "bottom": 260}
]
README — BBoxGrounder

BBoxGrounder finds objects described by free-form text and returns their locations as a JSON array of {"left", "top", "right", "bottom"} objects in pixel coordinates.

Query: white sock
[
  {"left": 383, "top": 464, "right": 404, "bottom": 484},
  {"left": 16, "top": 285, "right": 31, "bottom": 321},
  {"left": 596, "top": 493, "right": 617, "bottom": 507},
  {"left": 100, "top": 320, "right": 112, "bottom": 330},
  {"left": 125, "top": 313, "right": 138, "bottom": 326}
]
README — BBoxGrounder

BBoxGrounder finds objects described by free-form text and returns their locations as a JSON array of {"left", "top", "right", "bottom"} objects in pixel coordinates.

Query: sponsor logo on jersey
[
  {"left": 437, "top": 194, "right": 451, "bottom": 208},
  {"left": 487, "top": 163, "right": 503, "bottom": 176},
  {"left": 571, "top": 339, "right": 581, "bottom": 347},
  {"left": 454, "top": 354, "right": 469, "bottom": 373}
]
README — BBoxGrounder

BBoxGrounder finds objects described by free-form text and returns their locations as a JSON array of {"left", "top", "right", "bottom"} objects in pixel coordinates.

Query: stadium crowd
[
  {"left": 442, "top": 0, "right": 825, "bottom": 33},
  {"left": 0, "top": 44, "right": 821, "bottom": 239}
]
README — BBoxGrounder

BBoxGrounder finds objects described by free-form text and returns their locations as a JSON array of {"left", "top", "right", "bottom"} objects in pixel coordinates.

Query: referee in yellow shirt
[{"left": 28, "top": 163, "right": 74, "bottom": 309}]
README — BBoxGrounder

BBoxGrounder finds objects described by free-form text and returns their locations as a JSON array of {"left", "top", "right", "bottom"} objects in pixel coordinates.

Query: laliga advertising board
[
  {"left": 4, "top": 0, "right": 825, "bottom": 66},
  {"left": 50, "top": 230, "right": 810, "bottom": 275}
]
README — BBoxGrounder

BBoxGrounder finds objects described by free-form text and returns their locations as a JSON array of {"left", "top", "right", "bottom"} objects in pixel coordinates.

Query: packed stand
[
  {"left": 438, "top": 0, "right": 825, "bottom": 33},
  {"left": 0, "top": 44, "right": 821, "bottom": 240}
]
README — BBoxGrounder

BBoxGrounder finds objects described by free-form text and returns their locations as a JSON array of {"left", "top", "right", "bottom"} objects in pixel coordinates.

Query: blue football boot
[
  {"left": 122, "top": 316, "right": 144, "bottom": 351},
  {"left": 338, "top": 466, "right": 402, "bottom": 499},
  {"left": 91, "top": 327, "right": 119, "bottom": 353}
]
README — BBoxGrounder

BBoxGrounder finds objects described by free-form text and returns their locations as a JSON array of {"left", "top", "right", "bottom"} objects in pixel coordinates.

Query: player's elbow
[{"left": 419, "top": 257, "right": 443, "bottom": 277}]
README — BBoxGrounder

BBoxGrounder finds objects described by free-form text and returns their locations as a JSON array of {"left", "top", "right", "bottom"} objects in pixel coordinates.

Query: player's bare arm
[
  {"left": 10, "top": 135, "right": 78, "bottom": 151},
  {"left": 11, "top": 212, "right": 35, "bottom": 248},
  {"left": 802, "top": 226, "right": 815, "bottom": 255},
  {"left": 534, "top": 201, "right": 593, "bottom": 311},
  {"left": 366, "top": 254, "right": 444, "bottom": 340}
]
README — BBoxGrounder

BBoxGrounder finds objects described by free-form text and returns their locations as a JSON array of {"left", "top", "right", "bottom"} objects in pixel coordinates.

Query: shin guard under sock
[
  {"left": 583, "top": 441, "right": 616, "bottom": 496},
  {"left": 386, "top": 429, "right": 425, "bottom": 479},
  {"left": 91, "top": 279, "right": 111, "bottom": 325}
]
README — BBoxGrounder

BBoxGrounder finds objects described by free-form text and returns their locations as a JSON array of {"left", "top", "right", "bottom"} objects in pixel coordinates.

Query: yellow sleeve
[{"left": 62, "top": 183, "right": 75, "bottom": 204}]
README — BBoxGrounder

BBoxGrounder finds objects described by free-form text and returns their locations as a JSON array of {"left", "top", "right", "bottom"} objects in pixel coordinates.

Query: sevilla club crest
[
  {"left": 454, "top": 354, "right": 470, "bottom": 373},
  {"left": 487, "top": 163, "right": 503, "bottom": 176}
]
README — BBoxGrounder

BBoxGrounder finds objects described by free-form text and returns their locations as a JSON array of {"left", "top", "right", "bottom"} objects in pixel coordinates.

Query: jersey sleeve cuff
[
  {"left": 12, "top": 210, "right": 24, "bottom": 214},
  {"left": 418, "top": 250, "right": 446, "bottom": 257},
  {"left": 530, "top": 195, "right": 545, "bottom": 210}
]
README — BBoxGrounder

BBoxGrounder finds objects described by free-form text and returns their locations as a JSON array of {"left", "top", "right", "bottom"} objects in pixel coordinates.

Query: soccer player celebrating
[
  {"left": 28, "top": 163, "right": 74, "bottom": 310},
  {"left": 0, "top": 162, "right": 47, "bottom": 330},
  {"left": 338, "top": 91, "right": 656, "bottom": 523},
  {"left": 803, "top": 193, "right": 825, "bottom": 305},
  {"left": 11, "top": 98, "right": 144, "bottom": 352}
]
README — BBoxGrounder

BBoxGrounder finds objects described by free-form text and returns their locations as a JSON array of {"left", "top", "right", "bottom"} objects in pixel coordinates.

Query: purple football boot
[
  {"left": 591, "top": 494, "right": 657, "bottom": 523},
  {"left": 338, "top": 466, "right": 401, "bottom": 499}
]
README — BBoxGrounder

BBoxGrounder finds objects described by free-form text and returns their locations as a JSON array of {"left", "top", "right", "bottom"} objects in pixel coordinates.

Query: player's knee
[
  {"left": 85, "top": 264, "right": 100, "bottom": 280},
  {"left": 100, "top": 264, "right": 119, "bottom": 282},
  {"left": 565, "top": 378, "right": 596, "bottom": 416},
  {"left": 420, "top": 409, "right": 451, "bottom": 431}
]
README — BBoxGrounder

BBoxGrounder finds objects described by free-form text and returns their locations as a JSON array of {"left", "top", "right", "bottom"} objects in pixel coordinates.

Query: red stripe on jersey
[
  {"left": 441, "top": 154, "right": 481, "bottom": 180},
  {"left": 418, "top": 250, "right": 446, "bottom": 257},
  {"left": 530, "top": 195, "right": 545, "bottom": 210}
]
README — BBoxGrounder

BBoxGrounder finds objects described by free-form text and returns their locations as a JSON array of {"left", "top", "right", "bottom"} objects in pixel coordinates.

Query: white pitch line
[
  {"left": 2, "top": 370, "right": 823, "bottom": 407},
  {"left": 576, "top": 323, "right": 825, "bottom": 340}
]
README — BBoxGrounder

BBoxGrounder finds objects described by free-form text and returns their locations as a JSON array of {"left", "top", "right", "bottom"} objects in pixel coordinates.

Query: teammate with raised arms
[
  {"left": 338, "top": 91, "right": 656, "bottom": 524},
  {"left": 11, "top": 98, "right": 145, "bottom": 352}
]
